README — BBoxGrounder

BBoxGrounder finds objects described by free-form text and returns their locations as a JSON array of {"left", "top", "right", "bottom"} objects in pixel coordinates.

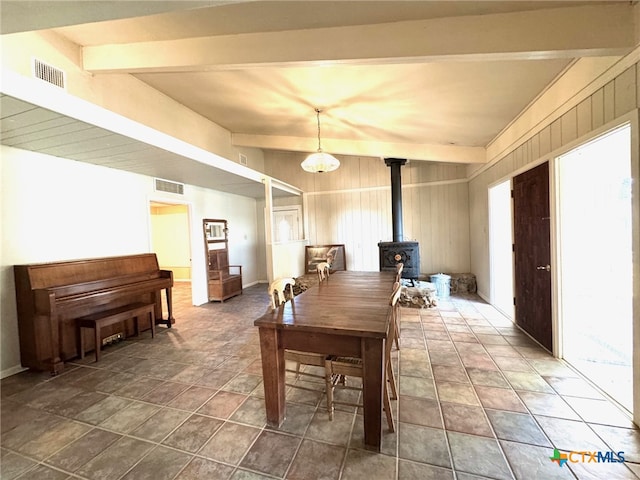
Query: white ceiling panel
[{"left": 0, "top": 95, "right": 295, "bottom": 198}]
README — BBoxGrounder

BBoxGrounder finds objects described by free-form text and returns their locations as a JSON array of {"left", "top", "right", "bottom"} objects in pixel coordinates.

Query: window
[{"left": 273, "top": 206, "right": 302, "bottom": 243}]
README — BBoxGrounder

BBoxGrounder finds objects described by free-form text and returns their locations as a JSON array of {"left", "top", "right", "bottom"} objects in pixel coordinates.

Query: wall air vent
[
  {"left": 239, "top": 153, "right": 248, "bottom": 166},
  {"left": 154, "top": 178, "right": 184, "bottom": 195},
  {"left": 32, "top": 58, "right": 66, "bottom": 89}
]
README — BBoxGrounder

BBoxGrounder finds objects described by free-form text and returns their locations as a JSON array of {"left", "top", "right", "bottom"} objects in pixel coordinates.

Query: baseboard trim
[
  {"left": 477, "top": 290, "right": 490, "bottom": 303},
  {"left": 1, "top": 364, "right": 28, "bottom": 379}
]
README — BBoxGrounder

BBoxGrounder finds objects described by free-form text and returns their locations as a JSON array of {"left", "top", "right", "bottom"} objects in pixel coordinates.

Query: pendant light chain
[{"left": 316, "top": 108, "right": 322, "bottom": 152}]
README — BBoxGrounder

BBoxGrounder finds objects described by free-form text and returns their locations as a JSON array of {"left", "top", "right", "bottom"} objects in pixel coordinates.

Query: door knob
[{"left": 536, "top": 264, "right": 551, "bottom": 271}]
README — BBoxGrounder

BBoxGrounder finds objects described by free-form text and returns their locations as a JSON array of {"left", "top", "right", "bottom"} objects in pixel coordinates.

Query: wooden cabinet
[
  {"left": 203, "top": 219, "right": 242, "bottom": 302},
  {"left": 207, "top": 248, "right": 243, "bottom": 302}
]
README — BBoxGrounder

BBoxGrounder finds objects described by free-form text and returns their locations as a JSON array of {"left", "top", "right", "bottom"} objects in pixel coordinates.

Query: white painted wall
[
  {"left": 0, "top": 145, "right": 260, "bottom": 377},
  {"left": 271, "top": 241, "right": 307, "bottom": 280}
]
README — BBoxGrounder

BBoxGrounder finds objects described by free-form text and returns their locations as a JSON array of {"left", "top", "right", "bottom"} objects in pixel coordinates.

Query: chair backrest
[
  {"left": 268, "top": 277, "right": 295, "bottom": 309},
  {"left": 390, "top": 281, "right": 402, "bottom": 308},
  {"left": 316, "top": 262, "right": 331, "bottom": 283},
  {"left": 386, "top": 281, "right": 402, "bottom": 354},
  {"left": 395, "top": 262, "right": 404, "bottom": 282}
]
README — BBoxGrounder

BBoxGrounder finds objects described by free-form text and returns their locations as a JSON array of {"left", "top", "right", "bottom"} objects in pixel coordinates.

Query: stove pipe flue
[
  {"left": 385, "top": 158, "right": 407, "bottom": 242},
  {"left": 379, "top": 157, "right": 419, "bottom": 280}
]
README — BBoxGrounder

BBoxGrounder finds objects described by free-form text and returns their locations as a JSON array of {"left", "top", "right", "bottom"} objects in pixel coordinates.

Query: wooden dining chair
[
  {"left": 387, "top": 281, "right": 402, "bottom": 402},
  {"left": 268, "top": 278, "right": 330, "bottom": 393},
  {"left": 324, "top": 281, "right": 402, "bottom": 432},
  {"left": 316, "top": 262, "right": 331, "bottom": 283},
  {"left": 268, "top": 277, "right": 295, "bottom": 310}
]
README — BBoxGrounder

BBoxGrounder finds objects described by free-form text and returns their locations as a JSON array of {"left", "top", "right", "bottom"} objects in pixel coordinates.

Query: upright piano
[{"left": 14, "top": 253, "right": 174, "bottom": 374}]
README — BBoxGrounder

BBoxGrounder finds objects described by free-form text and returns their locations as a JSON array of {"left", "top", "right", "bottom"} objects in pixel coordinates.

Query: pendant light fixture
[{"left": 301, "top": 108, "right": 340, "bottom": 173}]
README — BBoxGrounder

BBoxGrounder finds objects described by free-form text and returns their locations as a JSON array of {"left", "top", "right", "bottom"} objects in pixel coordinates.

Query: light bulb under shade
[{"left": 300, "top": 151, "right": 341, "bottom": 173}]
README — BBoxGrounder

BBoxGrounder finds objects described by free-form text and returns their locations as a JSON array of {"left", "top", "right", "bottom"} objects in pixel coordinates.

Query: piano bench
[{"left": 77, "top": 302, "right": 155, "bottom": 362}]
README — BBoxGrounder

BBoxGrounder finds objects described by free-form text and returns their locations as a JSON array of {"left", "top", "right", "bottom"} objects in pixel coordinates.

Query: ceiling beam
[
  {"left": 83, "top": 4, "right": 634, "bottom": 74},
  {"left": 231, "top": 133, "right": 486, "bottom": 164},
  {"left": 0, "top": 1, "right": 222, "bottom": 34}
]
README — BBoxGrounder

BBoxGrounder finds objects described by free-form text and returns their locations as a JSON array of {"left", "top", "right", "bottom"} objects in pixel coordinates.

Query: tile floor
[{"left": 2, "top": 282, "right": 639, "bottom": 480}]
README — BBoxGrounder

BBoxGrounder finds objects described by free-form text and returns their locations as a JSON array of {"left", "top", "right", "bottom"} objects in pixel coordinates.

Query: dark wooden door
[{"left": 513, "top": 162, "right": 552, "bottom": 351}]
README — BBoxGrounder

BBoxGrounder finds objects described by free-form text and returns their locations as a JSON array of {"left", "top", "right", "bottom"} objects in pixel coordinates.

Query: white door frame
[{"left": 488, "top": 178, "right": 515, "bottom": 320}]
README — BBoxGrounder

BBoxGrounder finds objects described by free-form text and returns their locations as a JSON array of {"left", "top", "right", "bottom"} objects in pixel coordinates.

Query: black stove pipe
[{"left": 384, "top": 158, "right": 407, "bottom": 242}]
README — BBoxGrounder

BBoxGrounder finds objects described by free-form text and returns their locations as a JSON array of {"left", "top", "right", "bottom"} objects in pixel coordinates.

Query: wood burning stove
[
  {"left": 378, "top": 240, "right": 420, "bottom": 279},
  {"left": 378, "top": 158, "right": 420, "bottom": 280}
]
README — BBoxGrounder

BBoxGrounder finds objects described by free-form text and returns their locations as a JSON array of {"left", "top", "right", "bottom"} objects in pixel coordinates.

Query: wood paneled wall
[
  {"left": 264, "top": 152, "right": 471, "bottom": 276},
  {"left": 468, "top": 63, "right": 639, "bottom": 298}
]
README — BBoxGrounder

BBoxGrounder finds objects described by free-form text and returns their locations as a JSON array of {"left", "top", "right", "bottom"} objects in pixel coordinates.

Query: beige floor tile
[
  {"left": 162, "top": 414, "right": 223, "bottom": 453},
  {"left": 199, "top": 421, "right": 261, "bottom": 465},
  {"left": 240, "top": 430, "right": 301, "bottom": 477},
  {"left": 341, "top": 448, "right": 396, "bottom": 480},
  {"left": 287, "top": 438, "right": 346, "bottom": 480},
  {"left": 120, "top": 445, "right": 192, "bottom": 480}
]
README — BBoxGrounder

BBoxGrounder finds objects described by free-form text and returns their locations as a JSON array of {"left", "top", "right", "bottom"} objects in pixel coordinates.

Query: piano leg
[
  {"left": 165, "top": 286, "right": 174, "bottom": 328},
  {"left": 50, "top": 361, "right": 65, "bottom": 376},
  {"left": 50, "top": 313, "right": 64, "bottom": 375},
  {"left": 153, "top": 287, "right": 175, "bottom": 328}
]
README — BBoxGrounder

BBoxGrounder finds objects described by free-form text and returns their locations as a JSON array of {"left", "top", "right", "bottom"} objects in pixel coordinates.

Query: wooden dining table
[{"left": 254, "top": 270, "right": 396, "bottom": 451}]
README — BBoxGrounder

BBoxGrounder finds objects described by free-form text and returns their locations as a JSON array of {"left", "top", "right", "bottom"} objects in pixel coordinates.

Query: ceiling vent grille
[
  {"left": 154, "top": 178, "right": 184, "bottom": 195},
  {"left": 32, "top": 58, "right": 66, "bottom": 89}
]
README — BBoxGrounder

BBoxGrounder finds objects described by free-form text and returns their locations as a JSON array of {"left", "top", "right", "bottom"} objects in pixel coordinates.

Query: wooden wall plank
[
  {"left": 603, "top": 80, "right": 615, "bottom": 124},
  {"left": 551, "top": 118, "right": 562, "bottom": 152},
  {"left": 637, "top": 64, "right": 640, "bottom": 109},
  {"left": 561, "top": 108, "right": 578, "bottom": 146},
  {"left": 514, "top": 146, "right": 523, "bottom": 172},
  {"left": 403, "top": 184, "right": 415, "bottom": 241},
  {"left": 576, "top": 97, "right": 592, "bottom": 138},
  {"left": 591, "top": 88, "right": 605, "bottom": 130},
  {"left": 539, "top": 126, "right": 551, "bottom": 157},
  {"left": 614, "top": 65, "right": 637, "bottom": 118},
  {"left": 530, "top": 134, "right": 540, "bottom": 164}
]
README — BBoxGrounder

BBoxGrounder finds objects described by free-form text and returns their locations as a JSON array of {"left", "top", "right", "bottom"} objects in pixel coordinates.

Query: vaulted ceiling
[{"left": 1, "top": 1, "right": 636, "bottom": 177}]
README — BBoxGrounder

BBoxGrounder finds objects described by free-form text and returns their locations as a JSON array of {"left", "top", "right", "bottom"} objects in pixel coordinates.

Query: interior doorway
[
  {"left": 489, "top": 179, "right": 514, "bottom": 319},
  {"left": 149, "top": 201, "right": 192, "bottom": 282},
  {"left": 556, "top": 124, "right": 633, "bottom": 413}
]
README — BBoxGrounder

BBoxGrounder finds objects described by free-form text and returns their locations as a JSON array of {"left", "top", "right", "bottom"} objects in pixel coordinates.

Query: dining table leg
[
  {"left": 258, "top": 326, "right": 286, "bottom": 426},
  {"left": 361, "top": 336, "right": 384, "bottom": 451}
]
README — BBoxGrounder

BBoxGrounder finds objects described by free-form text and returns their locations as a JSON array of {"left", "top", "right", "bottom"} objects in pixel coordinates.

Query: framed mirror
[
  {"left": 205, "top": 221, "right": 226, "bottom": 241},
  {"left": 203, "top": 219, "right": 228, "bottom": 252}
]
